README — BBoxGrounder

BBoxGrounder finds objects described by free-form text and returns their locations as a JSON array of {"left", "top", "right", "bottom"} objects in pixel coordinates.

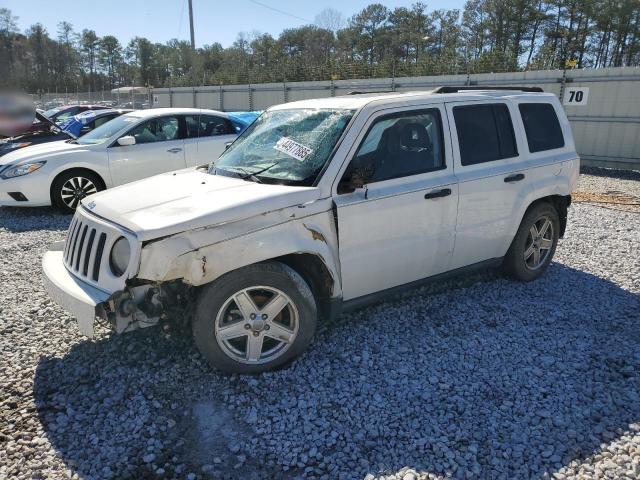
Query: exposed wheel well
[
  {"left": 525, "top": 194, "right": 572, "bottom": 237},
  {"left": 50, "top": 168, "right": 106, "bottom": 203},
  {"left": 271, "top": 253, "right": 336, "bottom": 322}
]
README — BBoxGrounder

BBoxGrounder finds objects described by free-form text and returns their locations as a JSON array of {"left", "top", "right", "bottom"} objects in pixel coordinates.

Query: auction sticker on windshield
[{"left": 274, "top": 137, "right": 313, "bottom": 161}]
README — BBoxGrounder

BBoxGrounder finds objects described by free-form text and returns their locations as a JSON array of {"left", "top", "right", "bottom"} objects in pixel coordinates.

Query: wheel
[
  {"left": 52, "top": 170, "right": 104, "bottom": 213},
  {"left": 192, "top": 262, "right": 317, "bottom": 374},
  {"left": 504, "top": 202, "right": 560, "bottom": 282}
]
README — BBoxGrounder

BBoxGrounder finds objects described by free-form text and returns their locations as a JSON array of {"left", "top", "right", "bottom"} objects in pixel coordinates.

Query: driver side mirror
[{"left": 117, "top": 135, "right": 136, "bottom": 146}]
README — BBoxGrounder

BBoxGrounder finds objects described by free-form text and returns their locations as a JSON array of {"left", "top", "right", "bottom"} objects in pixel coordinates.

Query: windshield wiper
[
  {"left": 227, "top": 162, "right": 281, "bottom": 184},
  {"left": 239, "top": 161, "right": 281, "bottom": 181},
  {"left": 213, "top": 162, "right": 280, "bottom": 184}
]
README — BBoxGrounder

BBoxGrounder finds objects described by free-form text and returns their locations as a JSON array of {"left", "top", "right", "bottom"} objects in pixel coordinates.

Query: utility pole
[{"left": 188, "top": 0, "right": 195, "bottom": 50}]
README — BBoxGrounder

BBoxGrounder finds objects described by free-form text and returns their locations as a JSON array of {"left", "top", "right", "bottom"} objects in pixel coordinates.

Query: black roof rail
[
  {"left": 346, "top": 90, "right": 396, "bottom": 95},
  {"left": 432, "top": 86, "right": 544, "bottom": 93}
]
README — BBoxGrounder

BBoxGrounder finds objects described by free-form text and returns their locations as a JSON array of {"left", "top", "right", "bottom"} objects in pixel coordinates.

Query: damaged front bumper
[{"left": 42, "top": 241, "right": 110, "bottom": 337}]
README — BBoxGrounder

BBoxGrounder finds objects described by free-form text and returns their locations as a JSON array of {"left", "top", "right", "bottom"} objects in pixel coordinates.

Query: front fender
[{"left": 137, "top": 204, "right": 343, "bottom": 297}]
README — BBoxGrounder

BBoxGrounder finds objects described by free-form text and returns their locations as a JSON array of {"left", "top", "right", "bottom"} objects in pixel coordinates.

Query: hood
[
  {"left": 82, "top": 168, "right": 321, "bottom": 241},
  {"left": 0, "top": 140, "right": 89, "bottom": 167},
  {"left": 0, "top": 131, "right": 71, "bottom": 157}
]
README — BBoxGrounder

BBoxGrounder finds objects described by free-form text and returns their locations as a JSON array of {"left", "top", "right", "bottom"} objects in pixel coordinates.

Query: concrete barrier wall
[{"left": 152, "top": 67, "right": 640, "bottom": 170}]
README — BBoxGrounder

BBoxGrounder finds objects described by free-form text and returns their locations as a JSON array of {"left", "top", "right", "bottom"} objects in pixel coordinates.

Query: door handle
[
  {"left": 504, "top": 173, "right": 525, "bottom": 183},
  {"left": 167, "top": 147, "right": 183, "bottom": 153},
  {"left": 424, "top": 188, "right": 452, "bottom": 199}
]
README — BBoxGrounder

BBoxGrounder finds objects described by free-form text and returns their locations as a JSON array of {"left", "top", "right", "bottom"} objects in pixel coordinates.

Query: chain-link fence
[
  {"left": 29, "top": 56, "right": 582, "bottom": 108},
  {"left": 31, "top": 91, "right": 153, "bottom": 111}
]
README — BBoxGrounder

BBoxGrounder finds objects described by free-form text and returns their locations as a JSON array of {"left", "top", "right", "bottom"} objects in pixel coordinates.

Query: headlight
[
  {"left": 0, "top": 161, "right": 46, "bottom": 179},
  {"left": 109, "top": 237, "right": 131, "bottom": 277}
]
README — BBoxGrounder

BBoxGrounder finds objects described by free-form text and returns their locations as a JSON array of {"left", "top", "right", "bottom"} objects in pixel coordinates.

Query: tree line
[{"left": 1, "top": 0, "right": 638, "bottom": 94}]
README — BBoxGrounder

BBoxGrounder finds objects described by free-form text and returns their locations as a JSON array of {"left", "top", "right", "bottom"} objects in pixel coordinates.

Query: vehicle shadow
[
  {"left": 581, "top": 165, "right": 640, "bottom": 181},
  {"left": 0, "top": 206, "right": 71, "bottom": 232},
  {"left": 34, "top": 263, "right": 640, "bottom": 479}
]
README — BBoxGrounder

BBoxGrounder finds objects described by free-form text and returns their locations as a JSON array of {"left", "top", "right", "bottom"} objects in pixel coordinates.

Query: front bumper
[
  {"left": 0, "top": 170, "right": 52, "bottom": 206},
  {"left": 42, "top": 241, "right": 111, "bottom": 337}
]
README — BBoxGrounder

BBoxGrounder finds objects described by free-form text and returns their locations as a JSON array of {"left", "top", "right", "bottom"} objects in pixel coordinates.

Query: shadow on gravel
[
  {"left": 34, "top": 263, "right": 640, "bottom": 479},
  {"left": 0, "top": 206, "right": 71, "bottom": 232},
  {"left": 581, "top": 165, "right": 640, "bottom": 181}
]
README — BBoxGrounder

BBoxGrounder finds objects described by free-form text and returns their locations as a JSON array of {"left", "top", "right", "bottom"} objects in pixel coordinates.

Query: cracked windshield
[{"left": 211, "top": 108, "right": 354, "bottom": 186}]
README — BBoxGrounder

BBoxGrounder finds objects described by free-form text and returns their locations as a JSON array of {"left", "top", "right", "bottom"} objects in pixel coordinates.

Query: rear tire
[
  {"left": 504, "top": 202, "right": 560, "bottom": 282},
  {"left": 51, "top": 170, "right": 104, "bottom": 214},
  {"left": 192, "top": 262, "right": 317, "bottom": 374}
]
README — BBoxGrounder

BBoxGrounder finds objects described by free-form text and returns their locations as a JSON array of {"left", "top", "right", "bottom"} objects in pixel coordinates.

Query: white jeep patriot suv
[{"left": 43, "top": 87, "right": 579, "bottom": 373}]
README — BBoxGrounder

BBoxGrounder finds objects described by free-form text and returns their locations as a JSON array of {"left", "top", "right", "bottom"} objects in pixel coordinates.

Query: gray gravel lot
[{"left": 1, "top": 169, "right": 639, "bottom": 480}]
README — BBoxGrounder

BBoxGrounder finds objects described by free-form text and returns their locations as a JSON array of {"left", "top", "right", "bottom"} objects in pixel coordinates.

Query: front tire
[
  {"left": 51, "top": 170, "right": 104, "bottom": 214},
  {"left": 192, "top": 262, "right": 317, "bottom": 374},
  {"left": 504, "top": 202, "right": 560, "bottom": 282}
]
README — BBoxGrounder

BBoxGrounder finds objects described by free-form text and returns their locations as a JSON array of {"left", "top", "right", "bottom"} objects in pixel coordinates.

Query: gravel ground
[{"left": 1, "top": 168, "right": 639, "bottom": 480}]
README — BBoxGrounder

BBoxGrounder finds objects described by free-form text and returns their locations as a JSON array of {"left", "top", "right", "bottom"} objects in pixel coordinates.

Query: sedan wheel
[
  {"left": 60, "top": 176, "right": 98, "bottom": 210},
  {"left": 52, "top": 170, "right": 104, "bottom": 213}
]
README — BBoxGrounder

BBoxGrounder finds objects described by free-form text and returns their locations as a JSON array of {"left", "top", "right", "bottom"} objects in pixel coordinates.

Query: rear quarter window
[
  {"left": 518, "top": 103, "right": 565, "bottom": 152},
  {"left": 453, "top": 103, "right": 518, "bottom": 166}
]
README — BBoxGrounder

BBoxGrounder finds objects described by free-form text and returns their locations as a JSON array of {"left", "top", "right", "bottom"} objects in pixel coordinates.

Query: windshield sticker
[{"left": 274, "top": 137, "right": 313, "bottom": 161}]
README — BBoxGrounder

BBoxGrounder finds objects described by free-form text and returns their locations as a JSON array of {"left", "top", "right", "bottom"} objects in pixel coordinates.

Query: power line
[
  {"left": 177, "top": 0, "right": 186, "bottom": 39},
  {"left": 248, "top": 0, "right": 311, "bottom": 23}
]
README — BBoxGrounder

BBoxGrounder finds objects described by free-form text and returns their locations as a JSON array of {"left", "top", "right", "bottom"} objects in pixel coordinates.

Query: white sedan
[{"left": 0, "top": 108, "right": 257, "bottom": 212}]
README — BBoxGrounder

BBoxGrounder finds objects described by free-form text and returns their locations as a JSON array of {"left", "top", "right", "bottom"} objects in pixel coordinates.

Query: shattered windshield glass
[{"left": 210, "top": 108, "right": 354, "bottom": 186}]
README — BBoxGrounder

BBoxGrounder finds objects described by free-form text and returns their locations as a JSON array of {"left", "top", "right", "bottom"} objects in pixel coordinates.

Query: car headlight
[
  {"left": 0, "top": 161, "right": 46, "bottom": 179},
  {"left": 109, "top": 237, "right": 131, "bottom": 277}
]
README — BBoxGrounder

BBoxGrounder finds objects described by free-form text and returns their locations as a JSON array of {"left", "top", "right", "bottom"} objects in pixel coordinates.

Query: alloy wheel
[
  {"left": 60, "top": 176, "right": 98, "bottom": 210},
  {"left": 523, "top": 215, "right": 554, "bottom": 270},
  {"left": 214, "top": 286, "right": 299, "bottom": 364}
]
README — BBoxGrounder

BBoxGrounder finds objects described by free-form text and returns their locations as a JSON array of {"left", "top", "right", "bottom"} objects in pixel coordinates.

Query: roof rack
[
  {"left": 347, "top": 90, "right": 396, "bottom": 95},
  {"left": 432, "top": 86, "right": 544, "bottom": 93}
]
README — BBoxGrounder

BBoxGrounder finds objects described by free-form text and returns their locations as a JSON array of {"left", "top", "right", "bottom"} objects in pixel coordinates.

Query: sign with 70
[{"left": 563, "top": 87, "right": 589, "bottom": 106}]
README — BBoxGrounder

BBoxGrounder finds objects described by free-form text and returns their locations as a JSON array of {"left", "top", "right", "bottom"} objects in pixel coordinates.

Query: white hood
[
  {"left": 0, "top": 140, "right": 91, "bottom": 167},
  {"left": 82, "top": 168, "right": 321, "bottom": 241}
]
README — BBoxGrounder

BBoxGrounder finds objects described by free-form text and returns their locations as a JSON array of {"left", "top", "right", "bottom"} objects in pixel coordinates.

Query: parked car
[
  {"left": 0, "top": 109, "right": 131, "bottom": 158},
  {"left": 56, "top": 109, "right": 133, "bottom": 138},
  {"left": 42, "top": 87, "right": 579, "bottom": 373},
  {"left": 28, "top": 104, "right": 112, "bottom": 134},
  {"left": 0, "top": 108, "right": 258, "bottom": 212}
]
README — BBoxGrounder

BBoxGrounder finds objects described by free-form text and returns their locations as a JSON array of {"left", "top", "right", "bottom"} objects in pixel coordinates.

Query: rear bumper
[{"left": 42, "top": 241, "right": 110, "bottom": 337}]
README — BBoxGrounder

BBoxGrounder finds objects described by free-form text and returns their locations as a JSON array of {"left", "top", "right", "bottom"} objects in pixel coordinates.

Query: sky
[{"left": 3, "top": 0, "right": 466, "bottom": 48}]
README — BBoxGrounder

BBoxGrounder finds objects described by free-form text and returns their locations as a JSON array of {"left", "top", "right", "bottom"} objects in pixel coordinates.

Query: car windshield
[
  {"left": 43, "top": 107, "right": 60, "bottom": 119},
  {"left": 211, "top": 108, "right": 354, "bottom": 186},
  {"left": 76, "top": 115, "right": 140, "bottom": 144}
]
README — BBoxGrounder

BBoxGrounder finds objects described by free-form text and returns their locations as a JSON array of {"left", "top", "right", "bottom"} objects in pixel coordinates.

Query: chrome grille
[{"left": 63, "top": 215, "right": 108, "bottom": 282}]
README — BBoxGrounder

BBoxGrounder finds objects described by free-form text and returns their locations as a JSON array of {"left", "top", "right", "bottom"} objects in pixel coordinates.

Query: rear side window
[
  {"left": 185, "top": 115, "right": 235, "bottom": 138},
  {"left": 199, "top": 115, "right": 235, "bottom": 137},
  {"left": 453, "top": 104, "right": 518, "bottom": 166},
  {"left": 519, "top": 103, "right": 565, "bottom": 152}
]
